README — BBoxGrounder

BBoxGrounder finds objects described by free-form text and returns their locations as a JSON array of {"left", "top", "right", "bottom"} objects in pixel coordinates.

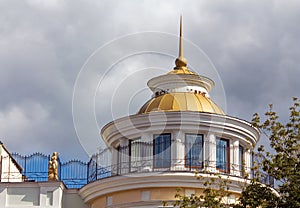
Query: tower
[{"left": 79, "top": 18, "right": 260, "bottom": 208}]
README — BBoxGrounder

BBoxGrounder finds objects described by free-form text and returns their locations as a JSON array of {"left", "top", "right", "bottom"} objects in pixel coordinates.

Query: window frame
[
  {"left": 129, "top": 137, "right": 142, "bottom": 172},
  {"left": 184, "top": 133, "right": 204, "bottom": 169},
  {"left": 153, "top": 133, "right": 171, "bottom": 168},
  {"left": 216, "top": 138, "right": 230, "bottom": 173}
]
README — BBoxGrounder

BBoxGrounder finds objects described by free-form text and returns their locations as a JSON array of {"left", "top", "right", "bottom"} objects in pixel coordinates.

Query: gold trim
[{"left": 138, "top": 92, "right": 224, "bottom": 115}]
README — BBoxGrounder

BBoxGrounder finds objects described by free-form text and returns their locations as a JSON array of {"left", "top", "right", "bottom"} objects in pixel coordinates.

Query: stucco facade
[{"left": 0, "top": 181, "right": 87, "bottom": 208}]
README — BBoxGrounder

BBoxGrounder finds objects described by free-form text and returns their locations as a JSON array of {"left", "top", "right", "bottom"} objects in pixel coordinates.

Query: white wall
[
  {"left": 63, "top": 189, "right": 88, "bottom": 208},
  {"left": 0, "top": 144, "right": 23, "bottom": 182},
  {"left": 6, "top": 187, "right": 40, "bottom": 206},
  {"left": 0, "top": 181, "right": 87, "bottom": 208}
]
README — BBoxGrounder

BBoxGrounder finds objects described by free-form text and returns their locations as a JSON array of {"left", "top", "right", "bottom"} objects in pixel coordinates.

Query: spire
[
  {"left": 174, "top": 16, "right": 188, "bottom": 70},
  {"left": 179, "top": 15, "right": 183, "bottom": 58}
]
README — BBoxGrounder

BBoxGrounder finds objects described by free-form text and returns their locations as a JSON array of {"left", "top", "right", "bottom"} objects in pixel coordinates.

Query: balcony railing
[
  {"left": 0, "top": 151, "right": 274, "bottom": 189},
  {"left": 87, "top": 157, "right": 274, "bottom": 187}
]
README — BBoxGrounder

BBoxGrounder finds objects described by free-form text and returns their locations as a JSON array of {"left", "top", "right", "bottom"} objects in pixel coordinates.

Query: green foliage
[
  {"left": 249, "top": 97, "right": 300, "bottom": 207},
  {"left": 237, "top": 182, "right": 279, "bottom": 208},
  {"left": 171, "top": 172, "right": 234, "bottom": 208},
  {"left": 169, "top": 97, "right": 300, "bottom": 208}
]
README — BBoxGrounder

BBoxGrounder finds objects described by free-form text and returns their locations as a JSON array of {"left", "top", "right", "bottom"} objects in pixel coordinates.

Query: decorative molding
[
  {"left": 79, "top": 172, "right": 249, "bottom": 203},
  {"left": 101, "top": 111, "right": 259, "bottom": 148}
]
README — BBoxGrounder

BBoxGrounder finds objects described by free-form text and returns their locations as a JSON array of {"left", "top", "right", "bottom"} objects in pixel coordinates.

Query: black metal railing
[
  {"left": 0, "top": 149, "right": 274, "bottom": 189},
  {"left": 86, "top": 156, "right": 274, "bottom": 187},
  {"left": 87, "top": 158, "right": 247, "bottom": 182}
]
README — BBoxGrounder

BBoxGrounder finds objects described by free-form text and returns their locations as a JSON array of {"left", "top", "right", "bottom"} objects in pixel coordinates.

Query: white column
[
  {"left": 245, "top": 149, "right": 251, "bottom": 177},
  {"left": 232, "top": 140, "right": 239, "bottom": 176},
  {"left": 172, "top": 130, "right": 184, "bottom": 170},
  {"left": 205, "top": 133, "right": 216, "bottom": 172},
  {"left": 141, "top": 133, "right": 152, "bottom": 171}
]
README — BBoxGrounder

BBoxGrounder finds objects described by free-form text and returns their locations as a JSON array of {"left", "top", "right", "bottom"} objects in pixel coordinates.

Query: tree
[
  {"left": 237, "top": 181, "right": 279, "bottom": 208},
  {"left": 170, "top": 97, "right": 300, "bottom": 208},
  {"left": 246, "top": 97, "right": 300, "bottom": 207},
  {"left": 171, "top": 172, "right": 234, "bottom": 208}
]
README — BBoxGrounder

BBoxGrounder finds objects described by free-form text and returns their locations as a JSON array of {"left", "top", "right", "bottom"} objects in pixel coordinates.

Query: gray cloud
[{"left": 0, "top": 0, "right": 299, "bottom": 160}]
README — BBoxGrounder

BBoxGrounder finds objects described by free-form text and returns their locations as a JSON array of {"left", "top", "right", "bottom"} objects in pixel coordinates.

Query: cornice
[{"left": 101, "top": 112, "right": 259, "bottom": 147}]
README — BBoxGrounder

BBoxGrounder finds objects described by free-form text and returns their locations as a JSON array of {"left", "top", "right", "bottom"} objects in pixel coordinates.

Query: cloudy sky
[{"left": 0, "top": 0, "right": 299, "bottom": 161}]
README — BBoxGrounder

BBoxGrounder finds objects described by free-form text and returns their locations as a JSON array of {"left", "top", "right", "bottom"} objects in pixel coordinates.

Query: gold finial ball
[{"left": 175, "top": 57, "right": 187, "bottom": 67}]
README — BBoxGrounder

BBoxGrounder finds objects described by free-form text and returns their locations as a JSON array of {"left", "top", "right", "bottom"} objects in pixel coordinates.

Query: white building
[
  {"left": 79, "top": 19, "right": 259, "bottom": 207},
  {"left": 0, "top": 142, "right": 87, "bottom": 208},
  {"left": 0, "top": 20, "right": 262, "bottom": 208}
]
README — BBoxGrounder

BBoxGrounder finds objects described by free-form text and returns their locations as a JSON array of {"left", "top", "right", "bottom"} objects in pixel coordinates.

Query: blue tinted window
[
  {"left": 185, "top": 134, "right": 203, "bottom": 168},
  {"left": 153, "top": 134, "right": 171, "bottom": 168},
  {"left": 216, "top": 138, "right": 229, "bottom": 172}
]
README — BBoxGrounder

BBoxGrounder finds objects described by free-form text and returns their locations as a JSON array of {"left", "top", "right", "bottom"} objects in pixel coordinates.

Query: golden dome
[
  {"left": 137, "top": 17, "right": 224, "bottom": 115},
  {"left": 138, "top": 92, "right": 224, "bottom": 115},
  {"left": 167, "top": 68, "right": 196, "bottom": 75}
]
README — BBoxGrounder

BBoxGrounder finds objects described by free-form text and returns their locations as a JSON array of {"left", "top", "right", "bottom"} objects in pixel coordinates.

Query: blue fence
[
  {"left": 60, "top": 160, "right": 88, "bottom": 189},
  {"left": 12, "top": 153, "right": 49, "bottom": 182},
  {"left": 4, "top": 147, "right": 274, "bottom": 189},
  {"left": 8, "top": 150, "right": 113, "bottom": 189},
  {"left": 11, "top": 153, "right": 89, "bottom": 189}
]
